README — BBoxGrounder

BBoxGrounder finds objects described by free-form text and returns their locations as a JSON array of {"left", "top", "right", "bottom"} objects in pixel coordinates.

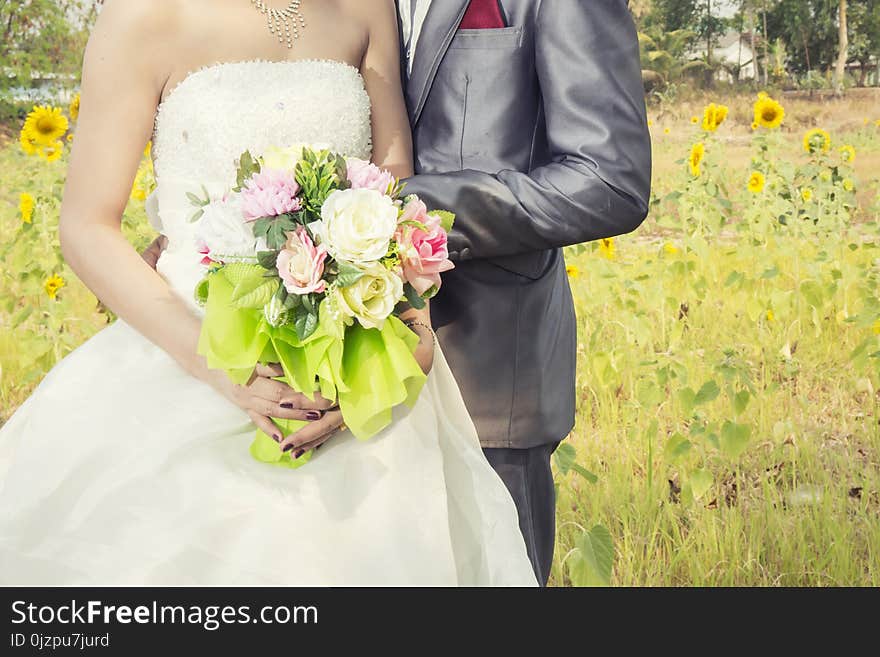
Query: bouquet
[{"left": 191, "top": 146, "right": 455, "bottom": 468}]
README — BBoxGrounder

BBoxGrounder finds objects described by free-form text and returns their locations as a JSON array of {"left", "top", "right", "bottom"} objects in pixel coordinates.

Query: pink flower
[
  {"left": 195, "top": 238, "right": 213, "bottom": 266},
  {"left": 241, "top": 168, "right": 302, "bottom": 221},
  {"left": 276, "top": 227, "right": 328, "bottom": 295},
  {"left": 396, "top": 198, "right": 455, "bottom": 296},
  {"left": 346, "top": 158, "right": 396, "bottom": 195}
]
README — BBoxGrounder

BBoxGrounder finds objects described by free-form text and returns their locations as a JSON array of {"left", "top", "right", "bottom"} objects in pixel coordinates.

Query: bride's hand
[
  {"left": 278, "top": 314, "right": 436, "bottom": 458},
  {"left": 208, "top": 363, "right": 336, "bottom": 442}
]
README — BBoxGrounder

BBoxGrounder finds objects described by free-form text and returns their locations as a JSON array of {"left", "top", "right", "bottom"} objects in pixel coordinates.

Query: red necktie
[{"left": 459, "top": 0, "right": 506, "bottom": 29}]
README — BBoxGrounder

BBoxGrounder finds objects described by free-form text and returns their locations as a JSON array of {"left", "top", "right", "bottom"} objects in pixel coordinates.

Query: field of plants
[{"left": 1, "top": 89, "right": 879, "bottom": 586}]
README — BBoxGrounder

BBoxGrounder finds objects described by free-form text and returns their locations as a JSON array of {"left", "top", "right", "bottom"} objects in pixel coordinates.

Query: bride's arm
[
  {"left": 60, "top": 1, "right": 331, "bottom": 440},
  {"left": 357, "top": 0, "right": 433, "bottom": 373}
]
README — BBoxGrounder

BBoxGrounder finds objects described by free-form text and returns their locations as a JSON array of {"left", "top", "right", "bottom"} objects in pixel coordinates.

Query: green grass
[{"left": 1, "top": 93, "right": 880, "bottom": 586}]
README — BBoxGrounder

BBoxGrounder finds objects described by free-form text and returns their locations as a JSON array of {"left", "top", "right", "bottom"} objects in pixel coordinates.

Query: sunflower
[
  {"left": 701, "top": 103, "right": 729, "bottom": 132},
  {"left": 751, "top": 122, "right": 759, "bottom": 131},
  {"left": 19, "top": 193, "right": 35, "bottom": 224},
  {"left": 803, "top": 128, "right": 831, "bottom": 154},
  {"left": 44, "top": 275, "right": 66, "bottom": 300},
  {"left": 875, "top": 119, "right": 880, "bottom": 128},
  {"left": 690, "top": 116, "right": 699, "bottom": 125},
  {"left": 69, "top": 93, "right": 80, "bottom": 121},
  {"left": 566, "top": 264, "right": 581, "bottom": 278},
  {"left": 40, "top": 141, "right": 64, "bottom": 163},
  {"left": 663, "top": 242, "right": 679, "bottom": 255},
  {"left": 747, "top": 171, "right": 766, "bottom": 194},
  {"left": 130, "top": 161, "right": 155, "bottom": 202},
  {"left": 598, "top": 238, "right": 616, "bottom": 260},
  {"left": 874, "top": 319, "right": 880, "bottom": 335},
  {"left": 19, "top": 129, "right": 39, "bottom": 155},
  {"left": 820, "top": 170, "right": 832, "bottom": 182},
  {"left": 66, "top": 133, "right": 74, "bottom": 143},
  {"left": 766, "top": 309, "right": 774, "bottom": 322},
  {"left": 647, "top": 119, "right": 654, "bottom": 128},
  {"left": 21, "top": 106, "right": 69, "bottom": 147},
  {"left": 753, "top": 95, "right": 785, "bottom": 129},
  {"left": 688, "top": 142, "right": 705, "bottom": 177},
  {"left": 663, "top": 127, "right": 671, "bottom": 135},
  {"left": 801, "top": 187, "right": 814, "bottom": 203},
  {"left": 839, "top": 145, "right": 856, "bottom": 163},
  {"left": 842, "top": 179, "right": 854, "bottom": 192}
]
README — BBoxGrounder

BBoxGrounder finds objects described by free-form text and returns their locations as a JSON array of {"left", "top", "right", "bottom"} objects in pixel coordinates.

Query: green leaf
[
  {"left": 194, "top": 276, "right": 211, "bottom": 306},
  {"left": 568, "top": 525, "right": 614, "bottom": 586},
  {"left": 720, "top": 420, "right": 751, "bottom": 459},
  {"left": 677, "top": 387, "right": 696, "bottom": 416},
  {"left": 188, "top": 209, "right": 204, "bottom": 224},
  {"left": 266, "top": 219, "right": 291, "bottom": 251},
  {"left": 694, "top": 380, "right": 720, "bottom": 406},
  {"left": 663, "top": 432, "right": 692, "bottom": 462},
  {"left": 284, "top": 292, "right": 303, "bottom": 310},
  {"left": 733, "top": 390, "right": 750, "bottom": 414},
  {"left": 404, "top": 283, "right": 426, "bottom": 310},
  {"left": 553, "top": 443, "right": 598, "bottom": 484},
  {"left": 257, "top": 250, "right": 280, "bottom": 270},
  {"left": 252, "top": 217, "right": 274, "bottom": 239},
  {"left": 433, "top": 210, "right": 456, "bottom": 233},
  {"left": 336, "top": 261, "right": 366, "bottom": 288},
  {"left": 235, "top": 150, "right": 261, "bottom": 191},
  {"left": 230, "top": 275, "right": 279, "bottom": 310},
  {"left": 687, "top": 468, "right": 713, "bottom": 501},
  {"left": 294, "top": 307, "right": 319, "bottom": 341}
]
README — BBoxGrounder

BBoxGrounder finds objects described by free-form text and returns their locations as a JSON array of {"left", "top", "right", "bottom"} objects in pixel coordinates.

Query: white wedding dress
[{"left": 0, "top": 60, "right": 537, "bottom": 586}]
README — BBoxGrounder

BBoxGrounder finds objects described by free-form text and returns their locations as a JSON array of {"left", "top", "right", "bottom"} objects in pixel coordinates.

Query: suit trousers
[{"left": 483, "top": 441, "right": 560, "bottom": 586}]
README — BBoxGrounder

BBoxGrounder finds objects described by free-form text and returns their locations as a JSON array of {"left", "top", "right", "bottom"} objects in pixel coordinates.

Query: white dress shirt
[{"left": 398, "top": 0, "right": 433, "bottom": 73}]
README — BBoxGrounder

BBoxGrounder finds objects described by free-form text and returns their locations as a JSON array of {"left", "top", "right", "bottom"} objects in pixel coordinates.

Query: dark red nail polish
[
  {"left": 281, "top": 402, "right": 294, "bottom": 409},
  {"left": 307, "top": 411, "right": 322, "bottom": 421},
  {"left": 282, "top": 444, "right": 294, "bottom": 453},
  {"left": 294, "top": 449, "right": 305, "bottom": 459},
  {"left": 273, "top": 433, "right": 282, "bottom": 443}
]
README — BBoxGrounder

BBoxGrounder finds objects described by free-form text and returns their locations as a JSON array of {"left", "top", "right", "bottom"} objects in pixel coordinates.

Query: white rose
[
  {"left": 195, "top": 195, "right": 260, "bottom": 263},
  {"left": 315, "top": 188, "right": 398, "bottom": 265},
  {"left": 336, "top": 263, "right": 404, "bottom": 329}
]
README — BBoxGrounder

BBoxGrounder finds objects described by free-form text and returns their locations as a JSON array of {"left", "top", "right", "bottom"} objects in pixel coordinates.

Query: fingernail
[
  {"left": 281, "top": 403, "right": 294, "bottom": 409},
  {"left": 282, "top": 444, "right": 294, "bottom": 453},
  {"left": 306, "top": 411, "right": 322, "bottom": 421},
  {"left": 273, "top": 433, "right": 282, "bottom": 443},
  {"left": 294, "top": 449, "right": 305, "bottom": 459}
]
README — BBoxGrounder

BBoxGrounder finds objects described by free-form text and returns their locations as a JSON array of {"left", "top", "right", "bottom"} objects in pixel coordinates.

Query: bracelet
[{"left": 404, "top": 320, "right": 437, "bottom": 346}]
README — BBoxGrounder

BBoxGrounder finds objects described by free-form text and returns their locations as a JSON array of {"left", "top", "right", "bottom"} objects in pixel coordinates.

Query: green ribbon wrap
[{"left": 197, "top": 268, "right": 428, "bottom": 469}]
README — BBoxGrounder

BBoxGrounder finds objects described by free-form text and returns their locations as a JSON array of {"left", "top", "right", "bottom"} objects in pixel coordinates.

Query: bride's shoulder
[
  {"left": 95, "top": 0, "right": 184, "bottom": 42},
  {"left": 341, "top": 0, "right": 399, "bottom": 35}
]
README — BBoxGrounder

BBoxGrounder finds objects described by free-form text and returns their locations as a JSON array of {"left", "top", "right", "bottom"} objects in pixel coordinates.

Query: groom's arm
[{"left": 403, "top": 0, "right": 651, "bottom": 261}]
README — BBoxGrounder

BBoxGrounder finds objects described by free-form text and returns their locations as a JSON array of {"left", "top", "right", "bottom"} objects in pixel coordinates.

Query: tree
[
  {"left": 849, "top": 0, "right": 880, "bottom": 86},
  {"left": 834, "top": 0, "right": 849, "bottom": 94},
  {"left": 0, "top": 0, "right": 98, "bottom": 93}
]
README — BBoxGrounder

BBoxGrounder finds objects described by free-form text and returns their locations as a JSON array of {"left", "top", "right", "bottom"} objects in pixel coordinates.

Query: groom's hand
[{"left": 141, "top": 235, "right": 168, "bottom": 269}]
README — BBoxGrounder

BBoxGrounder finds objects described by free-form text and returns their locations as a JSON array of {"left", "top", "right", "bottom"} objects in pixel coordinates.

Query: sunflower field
[{"left": 1, "top": 90, "right": 879, "bottom": 586}]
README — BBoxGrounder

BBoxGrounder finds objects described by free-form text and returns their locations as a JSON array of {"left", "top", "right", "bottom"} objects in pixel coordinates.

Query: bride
[{"left": 0, "top": 0, "right": 537, "bottom": 586}]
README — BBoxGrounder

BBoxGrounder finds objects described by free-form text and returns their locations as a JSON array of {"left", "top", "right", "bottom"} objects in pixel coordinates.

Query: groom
[
  {"left": 144, "top": 0, "right": 651, "bottom": 585},
  {"left": 393, "top": 0, "right": 651, "bottom": 584}
]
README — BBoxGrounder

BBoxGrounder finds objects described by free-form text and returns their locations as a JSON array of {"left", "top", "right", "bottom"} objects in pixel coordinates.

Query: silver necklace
[{"left": 251, "top": 0, "right": 306, "bottom": 49}]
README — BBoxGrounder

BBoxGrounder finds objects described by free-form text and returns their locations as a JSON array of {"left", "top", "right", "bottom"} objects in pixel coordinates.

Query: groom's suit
[{"left": 397, "top": 0, "right": 651, "bottom": 584}]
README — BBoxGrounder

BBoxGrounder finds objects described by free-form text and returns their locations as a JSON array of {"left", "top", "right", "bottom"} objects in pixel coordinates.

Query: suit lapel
[{"left": 406, "top": 0, "right": 470, "bottom": 127}]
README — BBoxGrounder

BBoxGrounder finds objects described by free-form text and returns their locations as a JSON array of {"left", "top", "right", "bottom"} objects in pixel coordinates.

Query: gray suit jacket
[{"left": 400, "top": 0, "right": 651, "bottom": 449}]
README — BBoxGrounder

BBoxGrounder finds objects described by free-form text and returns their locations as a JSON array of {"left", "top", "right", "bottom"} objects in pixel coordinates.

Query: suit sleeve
[{"left": 401, "top": 0, "right": 652, "bottom": 261}]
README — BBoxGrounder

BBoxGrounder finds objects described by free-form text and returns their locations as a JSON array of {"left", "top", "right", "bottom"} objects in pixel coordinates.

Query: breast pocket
[{"left": 449, "top": 26, "right": 524, "bottom": 50}]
